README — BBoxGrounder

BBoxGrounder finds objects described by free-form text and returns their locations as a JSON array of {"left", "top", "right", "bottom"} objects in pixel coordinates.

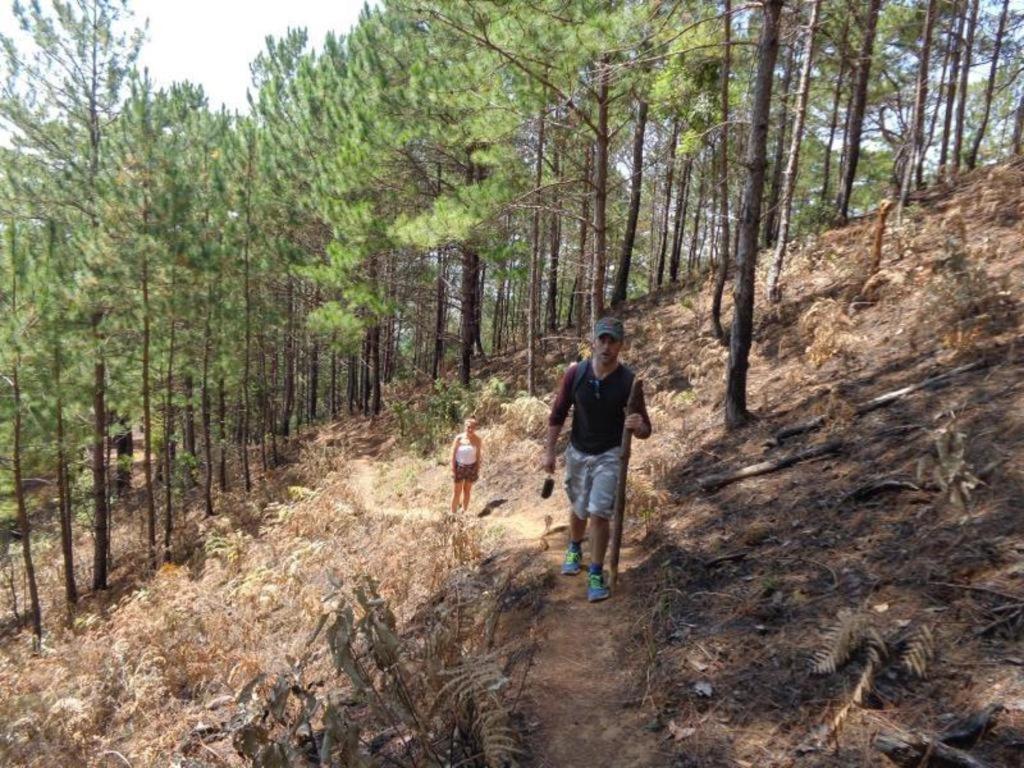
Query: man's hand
[
  {"left": 625, "top": 413, "right": 650, "bottom": 437},
  {"left": 540, "top": 450, "right": 556, "bottom": 475}
]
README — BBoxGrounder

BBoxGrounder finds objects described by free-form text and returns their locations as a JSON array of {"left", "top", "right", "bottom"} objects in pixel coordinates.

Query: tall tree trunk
[
  {"left": 571, "top": 146, "right": 592, "bottom": 333},
  {"left": 347, "top": 355, "right": 357, "bottom": 415},
  {"left": 706, "top": 176, "right": 721, "bottom": 268},
  {"left": 966, "top": 0, "right": 1010, "bottom": 169},
  {"left": 12, "top": 364, "right": 42, "bottom": 644},
  {"left": 112, "top": 416, "right": 132, "bottom": 496},
  {"left": 836, "top": 0, "right": 883, "bottom": 223},
  {"left": 91, "top": 312, "right": 109, "bottom": 591},
  {"left": 940, "top": 0, "right": 964, "bottom": 175},
  {"left": 370, "top": 324, "right": 382, "bottom": 415},
  {"left": 764, "top": 41, "right": 797, "bottom": 248},
  {"left": 953, "top": 0, "right": 979, "bottom": 175},
  {"left": 711, "top": 156, "right": 733, "bottom": 341},
  {"left": 201, "top": 290, "right": 214, "bottom": 517},
  {"left": 646, "top": 176, "right": 661, "bottom": 294},
  {"left": 612, "top": 99, "right": 648, "bottom": 305},
  {"left": 656, "top": 121, "right": 680, "bottom": 288},
  {"left": 295, "top": 340, "right": 305, "bottom": 433},
  {"left": 821, "top": 15, "right": 850, "bottom": 202},
  {"left": 183, "top": 374, "right": 196, "bottom": 460},
  {"left": 361, "top": 332, "right": 371, "bottom": 415},
  {"left": 492, "top": 275, "right": 506, "bottom": 352},
  {"left": 545, "top": 136, "right": 562, "bottom": 331},
  {"left": 687, "top": 160, "right": 707, "bottom": 275},
  {"left": 837, "top": 63, "right": 857, "bottom": 201},
  {"left": 474, "top": 262, "right": 486, "bottom": 357},
  {"left": 899, "top": 0, "right": 937, "bottom": 217},
  {"left": 1014, "top": 89, "right": 1024, "bottom": 155},
  {"left": 54, "top": 347, "right": 77, "bottom": 604},
  {"left": 670, "top": 158, "right": 692, "bottom": 282},
  {"left": 725, "top": 0, "right": 784, "bottom": 429},
  {"left": 217, "top": 378, "right": 228, "bottom": 492},
  {"left": 241, "top": 133, "right": 254, "bottom": 493},
  {"left": 330, "top": 349, "right": 339, "bottom": 418},
  {"left": 280, "top": 282, "right": 295, "bottom": 436},
  {"left": 592, "top": 56, "right": 610, "bottom": 320},
  {"left": 105, "top": 414, "right": 112, "bottom": 571},
  {"left": 767, "top": 0, "right": 823, "bottom": 302},
  {"left": 264, "top": 344, "right": 275, "bottom": 467},
  {"left": 460, "top": 245, "right": 480, "bottom": 387},
  {"left": 528, "top": 108, "right": 545, "bottom": 395},
  {"left": 163, "top": 314, "right": 177, "bottom": 561},
  {"left": 367, "top": 255, "right": 383, "bottom": 415},
  {"left": 45, "top": 221, "right": 77, "bottom": 604},
  {"left": 921, "top": 26, "right": 953, "bottom": 187},
  {"left": 432, "top": 248, "right": 445, "bottom": 380},
  {"left": 308, "top": 339, "right": 319, "bottom": 423},
  {"left": 8, "top": 230, "right": 43, "bottom": 642},
  {"left": 142, "top": 253, "right": 157, "bottom": 567},
  {"left": 505, "top": 270, "right": 516, "bottom": 350},
  {"left": 712, "top": 0, "right": 733, "bottom": 344}
]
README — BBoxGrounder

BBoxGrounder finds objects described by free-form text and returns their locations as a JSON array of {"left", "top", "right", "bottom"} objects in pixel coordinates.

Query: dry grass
[
  {"left": 798, "top": 298, "right": 862, "bottom": 367},
  {"left": 914, "top": 209, "right": 1019, "bottom": 354},
  {"left": 0, "top": 430, "right": 517, "bottom": 767}
]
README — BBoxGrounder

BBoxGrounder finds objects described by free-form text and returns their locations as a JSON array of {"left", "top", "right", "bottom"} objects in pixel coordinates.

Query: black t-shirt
[{"left": 548, "top": 360, "right": 651, "bottom": 455}]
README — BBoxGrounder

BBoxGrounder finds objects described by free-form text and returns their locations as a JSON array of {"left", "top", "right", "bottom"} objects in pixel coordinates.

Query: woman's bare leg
[
  {"left": 461, "top": 481, "right": 473, "bottom": 513},
  {"left": 451, "top": 481, "right": 463, "bottom": 514}
]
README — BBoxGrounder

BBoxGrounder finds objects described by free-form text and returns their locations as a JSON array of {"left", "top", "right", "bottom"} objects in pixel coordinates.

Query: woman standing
[{"left": 450, "top": 418, "right": 483, "bottom": 514}]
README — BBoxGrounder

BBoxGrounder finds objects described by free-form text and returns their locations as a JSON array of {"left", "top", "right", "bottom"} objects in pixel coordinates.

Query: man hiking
[{"left": 542, "top": 317, "right": 652, "bottom": 602}]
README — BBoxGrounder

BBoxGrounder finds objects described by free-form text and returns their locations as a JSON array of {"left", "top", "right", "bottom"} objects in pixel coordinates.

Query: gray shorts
[{"left": 564, "top": 444, "right": 622, "bottom": 520}]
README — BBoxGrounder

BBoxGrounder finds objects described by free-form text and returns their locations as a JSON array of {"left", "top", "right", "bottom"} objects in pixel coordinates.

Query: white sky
[
  {"left": 1, "top": 0, "right": 368, "bottom": 114},
  {"left": 133, "top": 0, "right": 367, "bottom": 113}
]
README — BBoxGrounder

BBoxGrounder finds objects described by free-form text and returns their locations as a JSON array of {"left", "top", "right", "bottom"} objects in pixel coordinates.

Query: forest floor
[{"left": 2, "top": 160, "right": 1024, "bottom": 767}]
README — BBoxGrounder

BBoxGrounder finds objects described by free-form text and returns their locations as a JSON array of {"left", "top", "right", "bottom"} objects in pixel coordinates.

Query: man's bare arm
[{"left": 542, "top": 424, "right": 562, "bottom": 473}]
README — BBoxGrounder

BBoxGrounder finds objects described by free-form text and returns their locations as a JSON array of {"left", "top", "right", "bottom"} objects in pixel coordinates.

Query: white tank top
[{"left": 455, "top": 442, "right": 477, "bottom": 464}]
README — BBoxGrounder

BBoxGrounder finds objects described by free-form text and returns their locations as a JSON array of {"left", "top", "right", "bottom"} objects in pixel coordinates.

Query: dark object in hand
[{"left": 541, "top": 476, "right": 555, "bottom": 499}]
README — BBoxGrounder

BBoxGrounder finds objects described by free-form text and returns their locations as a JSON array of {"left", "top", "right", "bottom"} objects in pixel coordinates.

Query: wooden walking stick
[{"left": 609, "top": 377, "right": 644, "bottom": 589}]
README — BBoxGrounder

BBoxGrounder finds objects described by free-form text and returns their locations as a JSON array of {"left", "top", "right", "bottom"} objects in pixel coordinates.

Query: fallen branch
[
  {"left": 697, "top": 441, "right": 842, "bottom": 492},
  {"left": 975, "top": 607, "right": 1024, "bottom": 638},
  {"left": 929, "top": 581, "right": 1024, "bottom": 603},
  {"left": 834, "top": 477, "right": 923, "bottom": 509},
  {"left": 874, "top": 729, "right": 991, "bottom": 768},
  {"left": 770, "top": 361, "right": 991, "bottom": 446},
  {"left": 703, "top": 550, "right": 748, "bottom": 568},
  {"left": 857, "top": 360, "right": 989, "bottom": 415}
]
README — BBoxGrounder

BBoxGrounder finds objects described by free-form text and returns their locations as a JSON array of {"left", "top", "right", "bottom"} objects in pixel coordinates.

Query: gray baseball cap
[{"left": 594, "top": 316, "right": 625, "bottom": 341}]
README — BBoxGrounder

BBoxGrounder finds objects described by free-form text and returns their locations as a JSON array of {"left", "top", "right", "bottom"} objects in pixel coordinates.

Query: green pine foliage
[{"left": 0, "top": 0, "right": 1021, "bottom": 627}]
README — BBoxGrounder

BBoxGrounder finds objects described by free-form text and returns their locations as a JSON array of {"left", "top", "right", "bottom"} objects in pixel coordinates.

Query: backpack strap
[
  {"left": 571, "top": 358, "right": 591, "bottom": 394},
  {"left": 573, "top": 359, "right": 636, "bottom": 394}
]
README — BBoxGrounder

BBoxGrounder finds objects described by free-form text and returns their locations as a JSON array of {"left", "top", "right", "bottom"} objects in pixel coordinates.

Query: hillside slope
[{"left": 2, "top": 161, "right": 1023, "bottom": 767}]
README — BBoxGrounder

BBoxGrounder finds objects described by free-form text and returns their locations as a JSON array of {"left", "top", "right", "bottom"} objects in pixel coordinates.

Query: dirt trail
[
  {"left": 343, "top": 445, "right": 668, "bottom": 768},
  {"left": 521, "top": 540, "right": 667, "bottom": 768}
]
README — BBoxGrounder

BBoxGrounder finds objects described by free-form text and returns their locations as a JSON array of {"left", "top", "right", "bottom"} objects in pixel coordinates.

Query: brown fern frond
[
  {"left": 435, "top": 655, "right": 521, "bottom": 766},
  {"left": 812, "top": 610, "right": 870, "bottom": 675},
  {"left": 829, "top": 630, "right": 888, "bottom": 738},
  {"left": 900, "top": 624, "right": 934, "bottom": 679}
]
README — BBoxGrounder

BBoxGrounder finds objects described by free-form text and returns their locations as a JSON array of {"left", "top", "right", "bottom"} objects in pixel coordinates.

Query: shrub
[{"left": 917, "top": 220, "right": 1018, "bottom": 353}]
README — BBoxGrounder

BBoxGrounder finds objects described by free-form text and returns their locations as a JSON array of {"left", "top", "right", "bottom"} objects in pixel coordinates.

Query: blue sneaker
[
  {"left": 562, "top": 547, "right": 582, "bottom": 575},
  {"left": 587, "top": 570, "right": 610, "bottom": 602}
]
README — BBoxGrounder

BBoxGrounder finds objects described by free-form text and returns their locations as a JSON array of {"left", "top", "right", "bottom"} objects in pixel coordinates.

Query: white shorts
[{"left": 564, "top": 444, "right": 622, "bottom": 520}]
